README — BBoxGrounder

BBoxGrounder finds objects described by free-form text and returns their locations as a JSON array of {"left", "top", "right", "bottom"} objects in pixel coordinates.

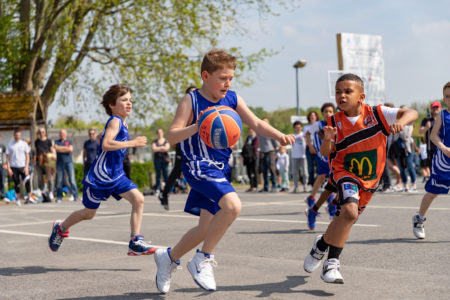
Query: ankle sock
[
  {"left": 312, "top": 204, "right": 320, "bottom": 213},
  {"left": 316, "top": 236, "right": 329, "bottom": 252},
  {"left": 328, "top": 245, "right": 343, "bottom": 260}
]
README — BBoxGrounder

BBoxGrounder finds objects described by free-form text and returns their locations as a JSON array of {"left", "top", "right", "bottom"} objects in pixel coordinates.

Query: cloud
[{"left": 411, "top": 20, "right": 450, "bottom": 36}]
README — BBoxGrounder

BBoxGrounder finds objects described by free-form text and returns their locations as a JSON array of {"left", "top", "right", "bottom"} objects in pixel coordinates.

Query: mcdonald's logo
[{"left": 344, "top": 149, "right": 377, "bottom": 180}]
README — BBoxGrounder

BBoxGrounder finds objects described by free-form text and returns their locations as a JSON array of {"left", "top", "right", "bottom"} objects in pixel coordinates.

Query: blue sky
[
  {"left": 228, "top": 0, "right": 450, "bottom": 113},
  {"left": 48, "top": 0, "right": 450, "bottom": 123}
]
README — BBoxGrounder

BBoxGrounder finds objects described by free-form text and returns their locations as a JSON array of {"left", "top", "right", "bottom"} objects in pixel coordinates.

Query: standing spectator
[
  {"left": 276, "top": 146, "right": 290, "bottom": 192},
  {"left": 35, "top": 127, "right": 56, "bottom": 200},
  {"left": 6, "top": 129, "right": 33, "bottom": 205},
  {"left": 258, "top": 117, "right": 279, "bottom": 192},
  {"left": 0, "top": 135, "right": 6, "bottom": 201},
  {"left": 83, "top": 128, "right": 99, "bottom": 177},
  {"left": 152, "top": 128, "right": 170, "bottom": 192},
  {"left": 304, "top": 111, "right": 319, "bottom": 189},
  {"left": 419, "top": 136, "right": 430, "bottom": 182},
  {"left": 54, "top": 129, "right": 78, "bottom": 203},
  {"left": 291, "top": 121, "right": 308, "bottom": 193},
  {"left": 123, "top": 147, "right": 136, "bottom": 180},
  {"left": 23, "top": 138, "right": 35, "bottom": 193},
  {"left": 420, "top": 101, "right": 442, "bottom": 167},
  {"left": 241, "top": 128, "right": 259, "bottom": 192},
  {"left": 158, "top": 85, "right": 197, "bottom": 210},
  {"left": 394, "top": 106, "right": 417, "bottom": 192}
]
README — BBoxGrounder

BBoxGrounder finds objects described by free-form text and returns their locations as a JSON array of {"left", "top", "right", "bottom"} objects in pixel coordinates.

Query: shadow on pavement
[
  {"left": 0, "top": 266, "right": 140, "bottom": 276},
  {"left": 176, "top": 275, "right": 334, "bottom": 298},
  {"left": 238, "top": 229, "right": 316, "bottom": 235},
  {"left": 347, "top": 237, "right": 450, "bottom": 245},
  {"left": 58, "top": 293, "right": 165, "bottom": 300}
]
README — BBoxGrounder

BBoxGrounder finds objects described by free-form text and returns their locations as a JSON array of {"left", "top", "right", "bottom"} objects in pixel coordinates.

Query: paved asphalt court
[{"left": 1, "top": 182, "right": 449, "bottom": 300}]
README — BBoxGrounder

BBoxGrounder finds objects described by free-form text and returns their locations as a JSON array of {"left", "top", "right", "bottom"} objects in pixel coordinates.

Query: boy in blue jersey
[
  {"left": 153, "top": 49, "right": 295, "bottom": 293},
  {"left": 48, "top": 84, "right": 156, "bottom": 256}
]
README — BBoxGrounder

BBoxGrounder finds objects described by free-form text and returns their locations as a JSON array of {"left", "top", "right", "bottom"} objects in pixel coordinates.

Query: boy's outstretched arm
[
  {"left": 390, "top": 108, "right": 418, "bottom": 134},
  {"left": 102, "top": 118, "right": 147, "bottom": 151},
  {"left": 167, "top": 94, "right": 198, "bottom": 145},
  {"left": 320, "top": 126, "right": 336, "bottom": 157},
  {"left": 430, "top": 112, "right": 450, "bottom": 158},
  {"left": 236, "top": 95, "right": 295, "bottom": 145}
]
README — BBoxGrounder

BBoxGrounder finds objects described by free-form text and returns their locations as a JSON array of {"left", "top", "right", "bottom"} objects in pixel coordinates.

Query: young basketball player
[
  {"left": 153, "top": 49, "right": 295, "bottom": 293},
  {"left": 48, "top": 84, "right": 156, "bottom": 256},
  {"left": 413, "top": 82, "right": 450, "bottom": 239},
  {"left": 303, "top": 74, "right": 418, "bottom": 284}
]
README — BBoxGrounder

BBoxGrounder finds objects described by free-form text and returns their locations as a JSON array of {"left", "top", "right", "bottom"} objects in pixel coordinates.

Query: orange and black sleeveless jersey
[{"left": 328, "top": 104, "right": 391, "bottom": 192}]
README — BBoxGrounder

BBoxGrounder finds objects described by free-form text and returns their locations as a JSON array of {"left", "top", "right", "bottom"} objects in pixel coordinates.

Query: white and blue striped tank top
[
  {"left": 431, "top": 110, "right": 450, "bottom": 181},
  {"left": 83, "top": 115, "right": 128, "bottom": 189},
  {"left": 181, "top": 89, "right": 238, "bottom": 164}
]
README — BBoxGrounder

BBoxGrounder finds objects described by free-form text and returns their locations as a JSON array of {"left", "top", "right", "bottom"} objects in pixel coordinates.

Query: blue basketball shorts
[
  {"left": 425, "top": 174, "right": 450, "bottom": 195},
  {"left": 315, "top": 156, "right": 330, "bottom": 176},
  {"left": 82, "top": 175, "right": 137, "bottom": 209},
  {"left": 182, "top": 160, "right": 236, "bottom": 216}
]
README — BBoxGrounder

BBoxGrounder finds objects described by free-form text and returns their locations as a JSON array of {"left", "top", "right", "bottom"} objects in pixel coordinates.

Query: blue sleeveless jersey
[
  {"left": 180, "top": 89, "right": 238, "bottom": 163},
  {"left": 313, "top": 120, "right": 328, "bottom": 163},
  {"left": 430, "top": 110, "right": 450, "bottom": 181},
  {"left": 83, "top": 116, "right": 128, "bottom": 189}
]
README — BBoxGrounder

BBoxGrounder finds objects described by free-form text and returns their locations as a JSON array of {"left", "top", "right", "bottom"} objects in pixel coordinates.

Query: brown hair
[
  {"left": 444, "top": 82, "right": 450, "bottom": 93},
  {"left": 307, "top": 111, "right": 319, "bottom": 123},
  {"left": 321, "top": 102, "right": 336, "bottom": 113},
  {"left": 102, "top": 84, "right": 132, "bottom": 116},
  {"left": 201, "top": 49, "right": 237, "bottom": 74},
  {"left": 384, "top": 103, "right": 394, "bottom": 108}
]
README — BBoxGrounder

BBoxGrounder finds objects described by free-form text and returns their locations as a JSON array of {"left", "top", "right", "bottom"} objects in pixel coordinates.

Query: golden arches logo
[{"left": 349, "top": 157, "right": 372, "bottom": 176}]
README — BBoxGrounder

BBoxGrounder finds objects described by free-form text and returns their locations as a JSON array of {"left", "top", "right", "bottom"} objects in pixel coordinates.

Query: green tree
[{"left": 0, "top": 0, "right": 299, "bottom": 126}]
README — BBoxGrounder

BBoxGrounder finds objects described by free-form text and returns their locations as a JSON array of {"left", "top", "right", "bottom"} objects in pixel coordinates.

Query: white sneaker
[
  {"left": 15, "top": 199, "right": 21, "bottom": 206},
  {"left": 321, "top": 258, "right": 344, "bottom": 284},
  {"left": 56, "top": 198, "right": 62, "bottom": 203},
  {"left": 154, "top": 248, "right": 180, "bottom": 294},
  {"left": 304, "top": 235, "right": 327, "bottom": 273},
  {"left": 68, "top": 195, "right": 74, "bottom": 201},
  {"left": 3, "top": 197, "right": 11, "bottom": 203},
  {"left": 412, "top": 214, "right": 425, "bottom": 239},
  {"left": 49, "top": 192, "right": 54, "bottom": 200},
  {"left": 187, "top": 250, "right": 217, "bottom": 291}
]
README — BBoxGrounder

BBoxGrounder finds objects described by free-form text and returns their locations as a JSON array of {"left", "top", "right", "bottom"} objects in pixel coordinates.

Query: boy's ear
[
  {"left": 359, "top": 92, "right": 366, "bottom": 102},
  {"left": 201, "top": 70, "right": 210, "bottom": 81}
]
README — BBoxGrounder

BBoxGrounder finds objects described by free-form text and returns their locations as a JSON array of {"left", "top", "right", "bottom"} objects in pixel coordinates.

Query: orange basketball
[{"left": 198, "top": 106, "right": 242, "bottom": 149}]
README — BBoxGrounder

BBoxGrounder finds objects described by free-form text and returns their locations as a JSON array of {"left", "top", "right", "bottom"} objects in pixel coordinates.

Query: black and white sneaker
[
  {"left": 303, "top": 235, "right": 327, "bottom": 273},
  {"left": 321, "top": 258, "right": 344, "bottom": 284},
  {"left": 412, "top": 214, "right": 426, "bottom": 239}
]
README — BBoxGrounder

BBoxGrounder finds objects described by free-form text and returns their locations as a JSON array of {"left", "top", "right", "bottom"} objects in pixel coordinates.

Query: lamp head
[{"left": 293, "top": 60, "right": 307, "bottom": 69}]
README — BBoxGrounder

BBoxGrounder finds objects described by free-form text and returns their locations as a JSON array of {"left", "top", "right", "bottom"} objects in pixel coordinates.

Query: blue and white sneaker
[
  {"left": 325, "top": 194, "right": 337, "bottom": 220},
  {"left": 154, "top": 248, "right": 181, "bottom": 293},
  {"left": 187, "top": 249, "right": 217, "bottom": 291},
  {"left": 128, "top": 235, "right": 156, "bottom": 256},
  {"left": 48, "top": 220, "right": 69, "bottom": 252},
  {"left": 305, "top": 196, "right": 316, "bottom": 208},
  {"left": 305, "top": 208, "right": 319, "bottom": 230}
]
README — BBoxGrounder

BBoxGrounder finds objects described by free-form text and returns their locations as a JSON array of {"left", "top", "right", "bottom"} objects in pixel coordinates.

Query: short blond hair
[{"left": 201, "top": 49, "right": 237, "bottom": 74}]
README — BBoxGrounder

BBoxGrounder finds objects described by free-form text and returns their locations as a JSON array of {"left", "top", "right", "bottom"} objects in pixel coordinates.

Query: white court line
[
  {"left": 0, "top": 211, "right": 379, "bottom": 229},
  {"left": 0, "top": 229, "right": 167, "bottom": 248}
]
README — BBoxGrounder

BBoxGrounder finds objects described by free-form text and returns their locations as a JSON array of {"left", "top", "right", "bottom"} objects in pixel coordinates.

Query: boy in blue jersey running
[
  {"left": 48, "top": 84, "right": 156, "bottom": 256},
  {"left": 153, "top": 49, "right": 295, "bottom": 293}
]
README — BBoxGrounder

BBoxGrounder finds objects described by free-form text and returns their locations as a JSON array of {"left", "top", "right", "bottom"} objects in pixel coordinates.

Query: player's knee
[
  {"left": 227, "top": 200, "right": 242, "bottom": 219},
  {"left": 82, "top": 208, "right": 96, "bottom": 220},
  {"left": 339, "top": 202, "right": 358, "bottom": 223}
]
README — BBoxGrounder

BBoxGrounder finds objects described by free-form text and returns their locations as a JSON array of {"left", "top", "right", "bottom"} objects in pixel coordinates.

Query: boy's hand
[
  {"left": 390, "top": 122, "right": 404, "bottom": 134},
  {"left": 133, "top": 136, "right": 147, "bottom": 147},
  {"left": 323, "top": 126, "right": 337, "bottom": 141},
  {"left": 278, "top": 134, "right": 295, "bottom": 146}
]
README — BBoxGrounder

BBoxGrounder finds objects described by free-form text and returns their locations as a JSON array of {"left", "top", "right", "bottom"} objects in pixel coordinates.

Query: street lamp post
[{"left": 293, "top": 60, "right": 307, "bottom": 116}]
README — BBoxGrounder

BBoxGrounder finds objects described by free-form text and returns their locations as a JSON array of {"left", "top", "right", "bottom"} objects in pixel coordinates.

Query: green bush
[{"left": 75, "top": 162, "right": 154, "bottom": 191}]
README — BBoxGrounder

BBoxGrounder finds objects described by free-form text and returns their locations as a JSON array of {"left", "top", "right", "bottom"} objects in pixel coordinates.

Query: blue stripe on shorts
[
  {"left": 82, "top": 176, "right": 137, "bottom": 209},
  {"left": 182, "top": 160, "right": 235, "bottom": 216}
]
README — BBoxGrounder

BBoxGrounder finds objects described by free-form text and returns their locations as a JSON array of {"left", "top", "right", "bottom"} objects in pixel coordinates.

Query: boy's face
[
  {"left": 322, "top": 106, "right": 335, "bottom": 119},
  {"left": 202, "top": 67, "right": 234, "bottom": 100},
  {"left": 110, "top": 91, "right": 132, "bottom": 117},
  {"left": 335, "top": 80, "right": 365, "bottom": 114},
  {"left": 294, "top": 124, "right": 302, "bottom": 133},
  {"left": 444, "top": 87, "right": 450, "bottom": 108}
]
